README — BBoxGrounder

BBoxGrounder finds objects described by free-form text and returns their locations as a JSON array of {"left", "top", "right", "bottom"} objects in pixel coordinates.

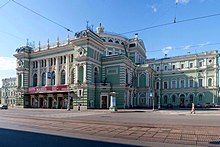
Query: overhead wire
[
  {"left": 0, "top": 0, "right": 11, "bottom": 9},
  {"left": 120, "top": 12, "right": 220, "bottom": 35},
  {"left": 11, "top": 0, "right": 73, "bottom": 33}
]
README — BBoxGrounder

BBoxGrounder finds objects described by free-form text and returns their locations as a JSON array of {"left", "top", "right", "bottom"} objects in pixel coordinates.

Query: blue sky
[{"left": 0, "top": 0, "right": 220, "bottom": 86}]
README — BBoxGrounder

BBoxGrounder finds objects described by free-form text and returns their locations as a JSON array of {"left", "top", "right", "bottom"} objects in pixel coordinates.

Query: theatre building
[{"left": 14, "top": 25, "right": 153, "bottom": 109}]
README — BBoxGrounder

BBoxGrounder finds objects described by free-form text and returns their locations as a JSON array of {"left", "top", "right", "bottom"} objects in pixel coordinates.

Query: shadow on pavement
[
  {"left": 0, "top": 128, "right": 136, "bottom": 147},
  {"left": 209, "top": 141, "right": 220, "bottom": 145}
]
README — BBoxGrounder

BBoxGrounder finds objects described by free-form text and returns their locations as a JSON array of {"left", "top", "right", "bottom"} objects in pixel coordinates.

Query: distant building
[
  {"left": 13, "top": 25, "right": 220, "bottom": 109},
  {"left": 147, "top": 51, "right": 220, "bottom": 108},
  {"left": 1, "top": 77, "right": 17, "bottom": 106}
]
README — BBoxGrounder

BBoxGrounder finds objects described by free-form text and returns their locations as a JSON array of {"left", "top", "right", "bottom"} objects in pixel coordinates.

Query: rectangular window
[
  {"left": 181, "top": 64, "right": 184, "bottom": 69},
  {"left": 163, "top": 81, "right": 168, "bottom": 89},
  {"left": 156, "top": 66, "right": 159, "bottom": 71},
  {"left": 172, "top": 65, "right": 176, "bottom": 70},
  {"left": 156, "top": 82, "right": 159, "bottom": 89},
  {"left": 189, "top": 63, "right": 193, "bottom": 68},
  {"left": 164, "top": 66, "right": 167, "bottom": 71},
  {"left": 199, "top": 79, "right": 203, "bottom": 87},
  {"left": 199, "top": 61, "right": 203, "bottom": 67},
  {"left": 180, "top": 79, "right": 185, "bottom": 88},
  {"left": 171, "top": 80, "right": 176, "bottom": 89},
  {"left": 189, "top": 79, "right": 194, "bottom": 88},
  {"left": 107, "top": 67, "right": 118, "bottom": 75}
]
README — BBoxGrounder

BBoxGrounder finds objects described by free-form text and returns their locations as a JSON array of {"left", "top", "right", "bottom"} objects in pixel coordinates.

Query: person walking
[{"left": 191, "top": 103, "right": 195, "bottom": 114}]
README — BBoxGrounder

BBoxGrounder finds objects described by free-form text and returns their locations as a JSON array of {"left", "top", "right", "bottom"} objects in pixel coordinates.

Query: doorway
[
  {"left": 101, "top": 96, "right": 107, "bottom": 109},
  {"left": 179, "top": 94, "right": 185, "bottom": 108}
]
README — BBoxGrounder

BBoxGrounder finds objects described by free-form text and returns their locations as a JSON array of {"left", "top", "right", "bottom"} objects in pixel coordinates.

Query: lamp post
[{"left": 150, "top": 92, "right": 154, "bottom": 111}]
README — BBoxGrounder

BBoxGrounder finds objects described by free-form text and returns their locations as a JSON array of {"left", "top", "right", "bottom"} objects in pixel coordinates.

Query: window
[
  {"left": 180, "top": 79, "right": 185, "bottom": 88},
  {"left": 129, "top": 43, "right": 136, "bottom": 48},
  {"left": 50, "top": 58, "right": 53, "bottom": 66},
  {"left": 163, "top": 81, "right": 168, "bottom": 89},
  {"left": 156, "top": 66, "right": 160, "bottom": 71},
  {"left": 172, "top": 65, "right": 176, "bottom": 70},
  {"left": 61, "top": 70, "right": 65, "bottom": 84},
  {"left": 60, "top": 56, "right": 63, "bottom": 64},
  {"left": 71, "top": 54, "right": 74, "bottom": 62},
  {"left": 33, "top": 74, "right": 37, "bottom": 87},
  {"left": 189, "top": 63, "right": 193, "bottom": 68},
  {"left": 164, "top": 95, "right": 168, "bottom": 104},
  {"left": 199, "top": 61, "right": 203, "bottom": 67},
  {"left": 189, "top": 79, "right": 194, "bottom": 88},
  {"left": 71, "top": 69, "right": 74, "bottom": 84},
  {"left": 64, "top": 56, "right": 66, "bottom": 64},
  {"left": 181, "top": 64, "right": 184, "bottom": 69},
  {"left": 54, "top": 58, "right": 56, "bottom": 65},
  {"left": 108, "top": 51, "right": 112, "bottom": 55},
  {"left": 171, "top": 80, "right": 176, "bottom": 89},
  {"left": 199, "top": 79, "right": 203, "bottom": 87},
  {"left": 208, "top": 78, "right": 212, "bottom": 87},
  {"left": 172, "top": 95, "right": 176, "bottom": 103},
  {"left": 51, "top": 71, "right": 55, "bottom": 85},
  {"left": 164, "top": 66, "right": 167, "bottom": 71},
  {"left": 42, "top": 72, "right": 46, "bottom": 86},
  {"left": 115, "top": 40, "right": 119, "bottom": 44},
  {"left": 108, "top": 39, "right": 113, "bottom": 42},
  {"left": 156, "top": 81, "right": 159, "bottom": 89},
  {"left": 94, "top": 67, "right": 98, "bottom": 83}
]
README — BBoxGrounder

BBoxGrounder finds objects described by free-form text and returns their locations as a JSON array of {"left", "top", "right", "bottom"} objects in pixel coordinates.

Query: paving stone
[
  {"left": 170, "top": 129, "right": 182, "bottom": 134},
  {"left": 167, "top": 133, "right": 181, "bottom": 140},
  {"left": 181, "top": 134, "right": 197, "bottom": 141},
  {"left": 153, "top": 133, "right": 168, "bottom": 138},
  {"left": 197, "top": 135, "right": 213, "bottom": 142},
  {"left": 142, "top": 131, "right": 157, "bottom": 137},
  {"left": 138, "top": 136, "right": 165, "bottom": 143},
  {"left": 128, "top": 127, "right": 142, "bottom": 131},
  {"left": 165, "top": 139, "right": 196, "bottom": 145}
]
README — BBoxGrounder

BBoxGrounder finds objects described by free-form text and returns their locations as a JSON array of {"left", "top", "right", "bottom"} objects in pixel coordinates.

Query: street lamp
[{"left": 149, "top": 92, "right": 154, "bottom": 111}]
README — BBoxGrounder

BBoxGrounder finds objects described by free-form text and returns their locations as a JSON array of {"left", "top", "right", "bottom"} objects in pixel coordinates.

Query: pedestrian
[{"left": 191, "top": 103, "right": 195, "bottom": 114}]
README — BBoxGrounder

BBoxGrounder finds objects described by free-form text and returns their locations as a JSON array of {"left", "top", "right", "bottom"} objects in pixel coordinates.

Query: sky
[{"left": 0, "top": 0, "right": 220, "bottom": 86}]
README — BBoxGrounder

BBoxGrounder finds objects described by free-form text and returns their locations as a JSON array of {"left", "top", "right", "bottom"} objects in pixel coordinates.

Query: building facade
[
  {"left": 14, "top": 25, "right": 153, "bottom": 109},
  {"left": 1, "top": 77, "right": 17, "bottom": 106},
  {"left": 13, "top": 25, "right": 220, "bottom": 109},
  {"left": 147, "top": 51, "right": 220, "bottom": 108}
]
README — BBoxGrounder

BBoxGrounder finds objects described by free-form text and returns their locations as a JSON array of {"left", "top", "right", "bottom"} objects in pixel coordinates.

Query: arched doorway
[{"left": 179, "top": 94, "right": 185, "bottom": 108}]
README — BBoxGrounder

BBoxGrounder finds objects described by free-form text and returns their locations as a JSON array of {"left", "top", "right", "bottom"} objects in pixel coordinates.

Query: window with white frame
[
  {"left": 189, "top": 79, "right": 194, "bottom": 88},
  {"left": 180, "top": 79, "right": 185, "bottom": 88},
  {"left": 163, "top": 81, "right": 168, "bottom": 89},
  {"left": 198, "top": 78, "right": 203, "bottom": 87},
  {"left": 171, "top": 80, "right": 176, "bottom": 89},
  {"left": 189, "top": 63, "right": 193, "bottom": 68},
  {"left": 199, "top": 61, "right": 203, "bottom": 67},
  {"left": 156, "top": 66, "right": 160, "bottom": 71},
  {"left": 181, "top": 63, "right": 184, "bottom": 69},
  {"left": 172, "top": 65, "right": 176, "bottom": 70},
  {"left": 164, "top": 65, "right": 167, "bottom": 71}
]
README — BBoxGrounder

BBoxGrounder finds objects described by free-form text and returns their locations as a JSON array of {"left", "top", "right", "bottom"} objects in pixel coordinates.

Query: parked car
[
  {"left": 204, "top": 103, "right": 215, "bottom": 108},
  {"left": 196, "top": 103, "right": 203, "bottom": 108},
  {"left": 0, "top": 104, "right": 8, "bottom": 110}
]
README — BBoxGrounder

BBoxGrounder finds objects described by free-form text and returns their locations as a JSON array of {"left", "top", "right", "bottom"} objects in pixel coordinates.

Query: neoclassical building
[
  {"left": 147, "top": 51, "right": 220, "bottom": 108},
  {"left": 14, "top": 25, "right": 220, "bottom": 109},
  {"left": 14, "top": 25, "right": 153, "bottom": 109},
  {"left": 1, "top": 77, "right": 17, "bottom": 107}
]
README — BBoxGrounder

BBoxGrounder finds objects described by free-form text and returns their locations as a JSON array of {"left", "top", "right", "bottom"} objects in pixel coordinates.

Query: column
[
  {"left": 46, "top": 59, "right": 50, "bottom": 86},
  {"left": 37, "top": 60, "right": 41, "bottom": 86},
  {"left": 83, "top": 63, "right": 87, "bottom": 83},
  {"left": 65, "top": 55, "right": 70, "bottom": 85},
  {"left": 75, "top": 64, "right": 78, "bottom": 84},
  {"left": 55, "top": 57, "right": 59, "bottom": 86}
]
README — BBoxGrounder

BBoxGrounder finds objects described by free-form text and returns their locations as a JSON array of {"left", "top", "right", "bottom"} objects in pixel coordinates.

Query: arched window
[
  {"left": 18, "top": 74, "right": 22, "bottom": 88},
  {"left": 189, "top": 94, "right": 193, "bottom": 103},
  {"left": 208, "top": 78, "right": 212, "bottom": 87},
  {"left": 50, "top": 58, "right": 53, "bottom": 66},
  {"left": 94, "top": 67, "right": 98, "bottom": 83},
  {"left": 121, "top": 42, "right": 125, "bottom": 46},
  {"left": 61, "top": 70, "right": 65, "bottom": 84},
  {"left": 71, "top": 69, "right": 74, "bottom": 84},
  {"left": 33, "top": 73, "right": 37, "bottom": 87},
  {"left": 42, "top": 72, "right": 46, "bottom": 86},
  {"left": 102, "top": 39, "right": 106, "bottom": 42},
  {"left": 164, "top": 95, "right": 168, "bottom": 104},
  {"left": 51, "top": 71, "right": 55, "bottom": 85},
  {"left": 64, "top": 56, "right": 66, "bottom": 64},
  {"left": 115, "top": 40, "right": 119, "bottom": 44},
  {"left": 108, "top": 39, "right": 113, "bottom": 42}
]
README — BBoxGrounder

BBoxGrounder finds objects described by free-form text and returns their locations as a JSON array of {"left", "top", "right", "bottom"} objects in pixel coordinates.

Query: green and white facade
[
  {"left": 14, "top": 25, "right": 220, "bottom": 109},
  {"left": 148, "top": 51, "right": 220, "bottom": 108}
]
